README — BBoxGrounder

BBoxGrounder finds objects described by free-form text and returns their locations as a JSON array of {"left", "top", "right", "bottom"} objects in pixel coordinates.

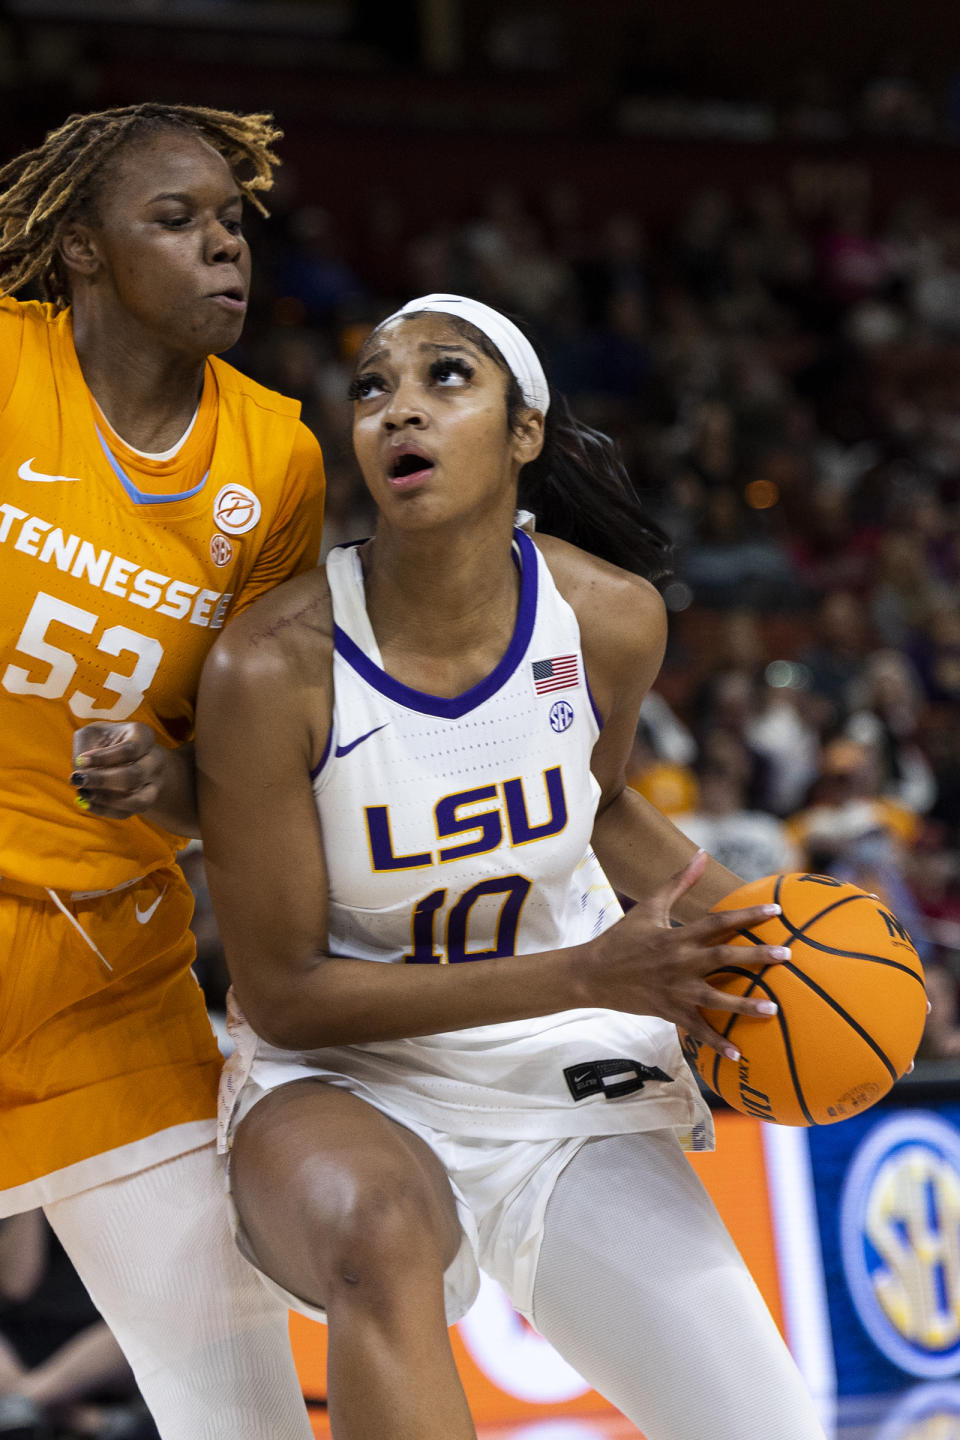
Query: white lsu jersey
[{"left": 221, "top": 528, "right": 713, "bottom": 1152}]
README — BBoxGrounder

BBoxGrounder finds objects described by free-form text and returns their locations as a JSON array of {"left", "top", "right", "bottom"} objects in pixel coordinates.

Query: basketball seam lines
[
  {"left": 773, "top": 882, "right": 922, "bottom": 985},
  {"left": 710, "top": 956, "right": 764, "bottom": 1095},
  {"left": 779, "top": 960, "right": 899, "bottom": 1081},
  {"left": 713, "top": 939, "right": 765, "bottom": 1097},
  {"left": 731, "top": 916, "right": 900, "bottom": 1084},
  {"left": 736, "top": 912, "right": 920, "bottom": 979},
  {"left": 788, "top": 891, "right": 868, "bottom": 927},
  {"left": 707, "top": 879, "right": 922, "bottom": 1122},
  {"left": 778, "top": 921, "right": 923, "bottom": 982},
  {"left": 708, "top": 966, "right": 815, "bottom": 1126},
  {"left": 734, "top": 888, "right": 923, "bottom": 977}
]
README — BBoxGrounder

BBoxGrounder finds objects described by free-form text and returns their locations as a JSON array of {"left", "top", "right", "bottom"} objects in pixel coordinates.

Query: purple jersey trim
[
  {"left": 309, "top": 725, "right": 333, "bottom": 781},
  {"left": 585, "top": 673, "right": 604, "bottom": 730},
  {"left": 333, "top": 527, "right": 539, "bottom": 719}
]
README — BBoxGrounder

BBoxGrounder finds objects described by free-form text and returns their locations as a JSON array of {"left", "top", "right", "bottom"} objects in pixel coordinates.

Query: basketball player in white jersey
[{"left": 196, "top": 295, "right": 827, "bottom": 1440}]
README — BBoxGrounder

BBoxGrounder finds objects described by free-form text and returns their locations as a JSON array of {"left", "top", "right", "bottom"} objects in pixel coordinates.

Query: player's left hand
[{"left": 70, "top": 722, "right": 168, "bottom": 819}]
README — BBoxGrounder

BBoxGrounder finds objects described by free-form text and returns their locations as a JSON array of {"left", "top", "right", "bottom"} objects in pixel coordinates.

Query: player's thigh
[
  {"left": 230, "top": 1080, "right": 463, "bottom": 1306},
  {"left": 531, "top": 1132, "right": 826, "bottom": 1439}
]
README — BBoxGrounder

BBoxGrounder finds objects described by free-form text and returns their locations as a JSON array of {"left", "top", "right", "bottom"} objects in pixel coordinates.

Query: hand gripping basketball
[
  {"left": 581, "top": 850, "right": 792, "bottom": 1059},
  {"left": 678, "top": 872, "right": 928, "bottom": 1126}
]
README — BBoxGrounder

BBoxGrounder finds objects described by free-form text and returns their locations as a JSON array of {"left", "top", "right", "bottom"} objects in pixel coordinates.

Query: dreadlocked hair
[{"left": 0, "top": 103, "right": 282, "bottom": 307}]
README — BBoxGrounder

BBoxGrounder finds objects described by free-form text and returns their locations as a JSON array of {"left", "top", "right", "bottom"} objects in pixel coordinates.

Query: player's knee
[{"left": 316, "top": 1165, "right": 449, "bottom": 1302}]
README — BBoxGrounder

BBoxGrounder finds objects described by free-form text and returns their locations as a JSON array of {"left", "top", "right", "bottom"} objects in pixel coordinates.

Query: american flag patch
[{"left": 532, "top": 654, "right": 579, "bottom": 694}]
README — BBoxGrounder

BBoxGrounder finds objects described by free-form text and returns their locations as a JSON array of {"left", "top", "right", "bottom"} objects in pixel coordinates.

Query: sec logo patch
[
  {"left": 210, "top": 533, "right": 234, "bottom": 566},
  {"left": 549, "top": 699, "right": 574, "bottom": 733},
  {"left": 213, "top": 484, "right": 261, "bottom": 536}
]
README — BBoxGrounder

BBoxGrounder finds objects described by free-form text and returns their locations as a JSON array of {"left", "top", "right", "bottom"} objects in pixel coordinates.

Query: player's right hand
[
  {"left": 70, "top": 721, "right": 168, "bottom": 820},
  {"left": 578, "top": 850, "right": 791, "bottom": 1059}
]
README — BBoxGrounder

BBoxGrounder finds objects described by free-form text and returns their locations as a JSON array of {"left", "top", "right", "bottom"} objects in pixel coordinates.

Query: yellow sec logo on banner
[{"left": 841, "top": 1112, "right": 960, "bottom": 1378}]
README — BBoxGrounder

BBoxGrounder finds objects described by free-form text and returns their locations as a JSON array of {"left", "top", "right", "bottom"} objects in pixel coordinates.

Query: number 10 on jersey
[{"left": 404, "top": 876, "right": 532, "bottom": 964}]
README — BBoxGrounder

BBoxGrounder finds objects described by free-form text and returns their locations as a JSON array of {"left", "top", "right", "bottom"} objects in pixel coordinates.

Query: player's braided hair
[{"left": 0, "top": 103, "right": 282, "bottom": 307}]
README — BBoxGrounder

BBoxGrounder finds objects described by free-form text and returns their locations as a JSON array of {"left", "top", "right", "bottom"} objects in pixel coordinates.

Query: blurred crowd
[
  {"left": 0, "top": 1214, "right": 158, "bottom": 1440},
  {"left": 5, "top": 89, "right": 960, "bottom": 1440},
  {"left": 5, "top": 11, "right": 960, "bottom": 1426},
  {"left": 190, "top": 158, "right": 960, "bottom": 1067}
]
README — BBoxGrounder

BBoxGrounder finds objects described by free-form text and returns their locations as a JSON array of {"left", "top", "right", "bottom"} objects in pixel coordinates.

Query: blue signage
[
  {"left": 808, "top": 1104, "right": 960, "bottom": 1396},
  {"left": 873, "top": 1381, "right": 960, "bottom": 1438}
]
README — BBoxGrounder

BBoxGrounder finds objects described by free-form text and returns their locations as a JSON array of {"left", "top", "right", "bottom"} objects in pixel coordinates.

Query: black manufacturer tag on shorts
[{"left": 563, "top": 1058, "right": 674, "bottom": 1102}]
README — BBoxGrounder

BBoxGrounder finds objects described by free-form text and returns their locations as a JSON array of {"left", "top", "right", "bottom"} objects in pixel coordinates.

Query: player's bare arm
[
  {"left": 197, "top": 561, "right": 785, "bottom": 1060},
  {"left": 538, "top": 534, "right": 742, "bottom": 915}
]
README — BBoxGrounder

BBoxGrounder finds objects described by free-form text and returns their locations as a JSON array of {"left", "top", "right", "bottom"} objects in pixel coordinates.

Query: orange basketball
[{"left": 678, "top": 872, "right": 927, "bottom": 1126}]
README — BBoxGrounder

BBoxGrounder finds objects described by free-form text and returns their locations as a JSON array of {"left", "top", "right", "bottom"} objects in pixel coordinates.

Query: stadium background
[{"left": 5, "top": 1, "right": 960, "bottom": 1435}]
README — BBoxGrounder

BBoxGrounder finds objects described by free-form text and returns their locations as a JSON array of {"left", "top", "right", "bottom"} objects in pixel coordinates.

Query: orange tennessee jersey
[{"left": 0, "top": 298, "right": 325, "bottom": 892}]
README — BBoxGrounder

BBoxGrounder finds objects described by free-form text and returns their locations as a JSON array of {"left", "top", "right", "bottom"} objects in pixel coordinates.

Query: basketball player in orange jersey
[{"left": 0, "top": 105, "right": 324, "bottom": 1438}]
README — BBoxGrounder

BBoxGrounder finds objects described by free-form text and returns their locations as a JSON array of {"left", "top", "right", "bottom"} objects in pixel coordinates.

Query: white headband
[{"left": 380, "top": 293, "right": 550, "bottom": 415}]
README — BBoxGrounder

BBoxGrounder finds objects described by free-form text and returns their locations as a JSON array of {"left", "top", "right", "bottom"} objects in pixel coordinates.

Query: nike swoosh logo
[
  {"left": 18, "top": 458, "right": 83, "bottom": 484},
  {"left": 335, "top": 723, "right": 388, "bottom": 758},
  {"left": 135, "top": 888, "right": 167, "bottom": 925}
]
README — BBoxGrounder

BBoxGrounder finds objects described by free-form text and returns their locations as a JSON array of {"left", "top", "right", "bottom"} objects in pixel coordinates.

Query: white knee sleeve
[
  {"left": 45, "top": 1145, "right": 313, "bottom": 1440},
  {"left": 531, "top": 1131, "right": 827, "bottom": 1440}
]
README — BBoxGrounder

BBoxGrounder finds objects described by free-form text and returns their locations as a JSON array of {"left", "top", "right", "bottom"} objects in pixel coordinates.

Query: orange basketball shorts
[{"left": 0, "top": 864, "right": 222, "bottom": 1211}]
